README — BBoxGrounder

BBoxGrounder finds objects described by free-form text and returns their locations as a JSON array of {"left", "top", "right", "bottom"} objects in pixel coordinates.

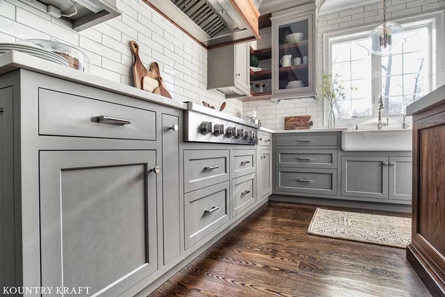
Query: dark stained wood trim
[
  {"left": 259, "top": 13, "right": 272, "bottom": 29},
  {"left": 207, "top": 36, "right": 257, "bottom": 50},
  {"left": 142, "top": 0, "right": 207, "bottom": 49},
  {"left": 407, "top": 244, "right": 445, "bottom": 297}
]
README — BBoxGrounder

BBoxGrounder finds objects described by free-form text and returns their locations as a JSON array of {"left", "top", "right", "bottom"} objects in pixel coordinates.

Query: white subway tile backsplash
[
  {"left": 102, "top": 57, "right": 131, "bottom": 77},
  {"left": 0, "top": 1, "right": 15, "bottom": 20},
  {"left": 0, "top": 31, "right": 14, "bottom": 42},
  {"left": 79, "top": 36, "right": 121, "bottom": 62},
  {"left": 0, "top": 15, "right": 49, "bottom": 40},
  {"left": 89, "top": 64, "right": 121, "bottom": 82},
  {"left": 16, "top": 8, "right": 79, "bottom": 45}
]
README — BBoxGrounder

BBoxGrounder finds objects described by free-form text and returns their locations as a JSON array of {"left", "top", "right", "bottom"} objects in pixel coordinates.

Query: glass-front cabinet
[{"left": 271, "top": 8, "right": 316, "bottom": 97}]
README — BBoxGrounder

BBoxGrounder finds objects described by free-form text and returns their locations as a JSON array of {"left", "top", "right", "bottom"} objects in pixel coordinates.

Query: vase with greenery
[{"left": 321, "top": 73, "right": 346, "bottom": 129}]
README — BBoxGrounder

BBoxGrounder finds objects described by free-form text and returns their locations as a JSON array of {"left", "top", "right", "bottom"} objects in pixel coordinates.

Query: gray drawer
[
  {"left": 275, "top": 133, "right": 339, "bottom": 147},
  {"left": 184, "top": 150, "right": 230, "bottom": 193},
  {"left": 232, "top": 149, "right": 255, "bottom": 178},
  {"left": 39, "top": 88, "right": 156, "bottom": 140},
  {"left": 276, "top": 150, "right": 337, "bottom": 168},
  {"left": 184, "top": 182, "right": 229, "bottom": 249},
  {"left": 258, "top": 132, "right": 272, "bottom": 146},
  {"left": 232, "top": 173, "right": 255, "bottom": 218},
  {"left": 276, "top": 167, "right": 338, "bottom": 195}
]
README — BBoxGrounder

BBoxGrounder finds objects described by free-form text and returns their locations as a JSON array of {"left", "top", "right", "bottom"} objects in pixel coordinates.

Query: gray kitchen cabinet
[
  {"left": 276, "top": 149, "right": 337, "bottom": 169},
  {"left": 162, "top": 114, "right": 181, "bottom": 265},
  {"left": 183, "top": 149, "right": 230, "bottom": 193},
  {"left": 258, "top": 148, "right": 273, "bottom": 199},
  {"left": 232, "top": 173, "right": 256, "bottom": 218},
  {"left": 276, "top": 167, "right": 338, "bottom": 196},
  {"left": 389, "top": 156, "right": 412, "bottom": 200},
  {"left": 40, "top": 150, "right": 158, "bottom": 297},
  {"left": 184, "top": 181, "right": 230, "bottom": 250},
  {"left": 232, "top": 149, "right": 255, "bottom": 178},
  {"left": 341, "top": 156, "right": 389, "bottom": 199},
  {"left": 207, "top": 43, "right": 250, "bottom": 98}
]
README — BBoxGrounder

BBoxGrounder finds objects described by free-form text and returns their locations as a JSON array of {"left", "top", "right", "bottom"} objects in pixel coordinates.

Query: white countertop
[
  {"left": 0, "top": 50, "right": 187, "bottom": 110},
  {"left": 406, "top": 83, "right": 445, "bottom": 115},
  {"left": 267, "top": 127, "right": 348, "bottom": 133}
]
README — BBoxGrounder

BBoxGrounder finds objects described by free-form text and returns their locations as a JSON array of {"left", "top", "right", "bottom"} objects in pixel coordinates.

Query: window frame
[{"left": 322, "top": 10, "right": 444, "bottom": 125}]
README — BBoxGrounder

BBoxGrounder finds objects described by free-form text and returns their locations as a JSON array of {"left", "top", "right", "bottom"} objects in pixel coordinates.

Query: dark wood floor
[{"left": 150, "top": 202, "right": 430, "bottom": 297}]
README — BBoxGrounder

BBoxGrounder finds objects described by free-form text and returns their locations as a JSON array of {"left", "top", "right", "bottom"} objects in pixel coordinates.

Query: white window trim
[{"left": 322, "top": 10, "right": 444, "bottom": 126}]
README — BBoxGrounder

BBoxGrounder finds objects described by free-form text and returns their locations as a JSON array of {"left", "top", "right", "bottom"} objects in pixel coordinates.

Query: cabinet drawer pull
[
  {"left": 96, "top": 115, "right": 132, "bottom": 125},
  {"left": 265, "top": 139, "right": 271, "bottom": 142},
  {"left": 241, "top": 190, "right": 251, "bottom": 196},
  {"left": 389, "top": 162, "right": 395, "bottom": 166},
  {"left": 382, "top": 161, "right": 389, "bottom": 166},
  {"left": 298, "top": 157, "right": 312, "bottom": 161},
  {"left": 204, "top": 206, "right": 219, "bottom": 214},
  {"left": 204, "top": 165, "right": 219, "bottom": 170},
  {"left": 298, "top": 179, "right": 311, "bottom": 183},
  {"left": 169, "top": 124, "right": 179, "bottom": 131},
  {"left": 241, "top": 161, "right": 251, "bottom": 165},
  {"left": 298, "top": 139, "right": 311, "bottom": 143}
]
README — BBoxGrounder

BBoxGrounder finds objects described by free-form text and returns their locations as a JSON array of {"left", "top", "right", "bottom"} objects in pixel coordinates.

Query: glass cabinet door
[{"left": 272, "top": 13, "right": 315, "bottom": 96}]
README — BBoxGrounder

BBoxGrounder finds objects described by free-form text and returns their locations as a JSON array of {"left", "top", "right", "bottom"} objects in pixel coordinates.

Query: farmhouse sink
[{"left": 342, "top": 129, "right": 412, "bottom": 151}]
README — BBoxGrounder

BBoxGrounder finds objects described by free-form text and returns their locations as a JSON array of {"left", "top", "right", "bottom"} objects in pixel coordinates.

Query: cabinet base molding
[
  {"left": 407, "top": 244, "right": 445, "bottom": 297},
  {"left": 269, "top": 195, "right": 411, "bottom": 213},
  {"left": 134, "top": 198, "right": 269, "bottom": 297}
]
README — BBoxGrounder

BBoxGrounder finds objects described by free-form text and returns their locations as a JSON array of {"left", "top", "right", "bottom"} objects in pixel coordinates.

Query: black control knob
[
  {"left": 226, "top": 127, "right": 236, "bottom": 138},
  {"left": 200, "top": 121, "right": 212, "bottom": 135},
  {"left": 236, "top": 128, "right": 244, "bottom": 139},
  {"left": 213, "top": 124, "right": 224, "bottom": 136},
  {"left": 248, "top": 131, "right": 255, "bottom": 140},
  {"left": 244, "top": 130, "right": 249, "bottom": 139}
]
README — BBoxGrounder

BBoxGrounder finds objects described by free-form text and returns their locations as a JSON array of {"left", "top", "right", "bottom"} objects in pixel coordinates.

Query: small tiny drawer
[
  {"left": 184, "top": 150, "right": 230, "bottom": 193},
  {"left": 258, "top": 132, "right": 272, "bottom": 146},
  {"left": 276, "top": 167, "right": 338, "bottom": 196},
  {"left": 184, "top": 182, "right": 230, "bottom": 249},
  {"left": 232, "top": 173, "right": 255, "bottom": 218},
  {"left": 275, "top": 133, "right": 339, "bottom": 147},
  {"left": 276, "top": 150, "right": 337, "bottom": 168},
  {"left": 39, "top": 88, "right": 156, "bottom": 140},
  {"left": 232, "top": 149, "right": 255, "bottom": 178}
]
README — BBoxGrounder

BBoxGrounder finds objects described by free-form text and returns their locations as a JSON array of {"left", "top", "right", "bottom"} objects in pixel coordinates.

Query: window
[{"left": 324, "top": 12, "right": 443, "bottom": 120}]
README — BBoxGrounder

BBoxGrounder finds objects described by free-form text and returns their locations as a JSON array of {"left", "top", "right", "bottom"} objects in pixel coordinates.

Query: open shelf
[
  {"left": 250, "top": 91, "right": 272, "bottom": 97},
  {"left": 250, "top": 68, "right": 271, "bottom": 80},
  {"left": 250, "top": 46, "right": 271, "bottom": 60},
  {"left": 279, "top": 40, "right": 308, "bottom": 51}
]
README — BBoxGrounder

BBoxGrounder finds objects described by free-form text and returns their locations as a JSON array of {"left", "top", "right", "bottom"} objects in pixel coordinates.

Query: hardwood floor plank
[{"left": 150, "top": 202, "right": 430, "bottom": 297}]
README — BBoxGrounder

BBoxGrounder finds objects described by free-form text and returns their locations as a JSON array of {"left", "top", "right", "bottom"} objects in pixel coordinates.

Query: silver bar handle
[
  {"left": 298, "top": 179, "right": 311, "bottom": 183},
  {"left": 298, "top": 139, "right": 311, "bottom": 142},
  {"left": 241, "top": 190, "right": 251, "bottom": 196},
  {"left": 298, "top": 157, "right": 312, "bottom": 161},
  {"left": 241, "top": 161, "right": 251, "bottom": 165},
  {"left": 204, "top": 206, "right": 219, "bottom": 214},
  {"left": 204, "top": 165, "right": 219, "bottom": 170},
  {"left": 96, "top": 115, "right": 132, "bottom": 125}
]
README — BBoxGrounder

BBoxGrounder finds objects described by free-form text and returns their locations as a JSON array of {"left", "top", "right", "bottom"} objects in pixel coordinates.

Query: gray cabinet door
[
  {"left": 259, "top": 149, "right": 272, "bottom": 198},
  {"left": 276, "top": 167, "right": 338, "bottom": 196},
  {"left": 231, "top": 149, "right": 255, "bottom": 178},
  {"left": 40, "top": 151, "right": 158, "bottom": 297},
  {"left": 276, "top": 149, "right": 337, "bottom": 168},
  {"left": 162, "top": 114, "right": 181, "bottom": 265},
  {"left": 234, "top": 43, "right": 249, "bottom": 93},
  {"left": 232, "top": 173, "right": 255, "bottom": 218},
  {"left": 389, "top": 156, "right": 412, "bottom": 200},
  {"left": 341, "top": 156, "right": 389, "bottom": 199}
]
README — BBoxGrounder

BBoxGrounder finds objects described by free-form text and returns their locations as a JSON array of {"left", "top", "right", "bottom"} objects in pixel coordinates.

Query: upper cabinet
[
  {"left": 207, "top": 43, "right": 250, "bottom": 98},
  {"left": 145, "top": 0, "right": 261, "bottom": 49},
  {"left": 271, "top": 4, "right": 316, "bottom": 98}
]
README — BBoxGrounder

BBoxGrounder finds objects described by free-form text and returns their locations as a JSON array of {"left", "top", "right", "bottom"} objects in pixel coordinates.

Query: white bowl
[{"left": 285, "top": 33, "right": 304, "bottom": 44}]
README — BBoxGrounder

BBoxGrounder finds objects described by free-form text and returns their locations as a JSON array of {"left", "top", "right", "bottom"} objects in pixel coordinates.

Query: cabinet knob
[
  {"left": 236, "top": 73, "right": 241, "bottom": 76},
  {"left": 150, "top": 166, "right": 161, "bottom": 174},
  {"left": 389, "top": 162, "right": 395, "bottom": 166},
  {"left": 169, "top": 124, "right": 179, "bottom": 132},
  {"left": 382, "top": 162, "right": 389, "bottom": 166}
]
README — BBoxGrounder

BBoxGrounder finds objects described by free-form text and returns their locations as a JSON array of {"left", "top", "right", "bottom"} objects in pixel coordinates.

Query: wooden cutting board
[
  {"left": 129, "top": 41, "right": 147, "bottom": 89},
  {"left": 150, "top": 62, "right": 172, "bottom": 99},
  {"left": 285, "top": 116, "right": 314, "bottom": 130}
]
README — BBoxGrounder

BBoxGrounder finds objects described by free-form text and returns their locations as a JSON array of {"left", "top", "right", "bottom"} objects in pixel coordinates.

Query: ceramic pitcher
[{"left": 280, "top": 55, "right": 292, "bottom": 67}]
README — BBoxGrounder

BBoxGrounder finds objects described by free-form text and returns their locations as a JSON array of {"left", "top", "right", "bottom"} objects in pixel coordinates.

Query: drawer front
[
  {"left": 276, "top": 150, "right": 338, "bottom": 168},
  {"left": 232, "top": 149, "right": 255, "bottom": 178},
  {"left": 184, "top": 182, "right": 230, "bottom": 249},
  {"left": 39, "top": 88, "right": 156, "bottom": 140},
  {"left": 275, "top": 134, "right": 339, "bottom": 147},
  {"left": 258, "top": 132, "right": 272, "bottom": 146},
  {"left": 276, "top": 167, "right": 338, "bottom": 196},
  {"left": 184, "top": 150, "right": 230, "bottom": 193},
  {"left": 232, "top": 173, "right": 255, "bottom": 218}
]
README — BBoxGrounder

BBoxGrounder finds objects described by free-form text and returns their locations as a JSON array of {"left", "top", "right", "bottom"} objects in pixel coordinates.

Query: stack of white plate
[
  {"left": 0, "top": 43, "right": 69, "bottom": 67},
  {"left": 286, "top": 80, "right": 304, "bottom": 88}
]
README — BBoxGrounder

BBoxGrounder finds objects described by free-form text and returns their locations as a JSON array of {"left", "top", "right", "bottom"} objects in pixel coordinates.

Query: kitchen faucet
[{"left": 377, "top": 94, "right": 387, "bottom": 130}]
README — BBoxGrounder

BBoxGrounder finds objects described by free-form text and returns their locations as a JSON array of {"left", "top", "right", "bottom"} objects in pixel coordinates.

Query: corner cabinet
[
  {"left": 271, "top": 4, "right": 316, "bottom": 98},
  {"left": 207, "top": 43, "right": 250, "bottom": 98}
]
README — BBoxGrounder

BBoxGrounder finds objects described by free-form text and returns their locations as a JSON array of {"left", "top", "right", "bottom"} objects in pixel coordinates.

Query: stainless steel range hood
[{"left": 145, "top": 0, "right": 261, "bottom": 48}]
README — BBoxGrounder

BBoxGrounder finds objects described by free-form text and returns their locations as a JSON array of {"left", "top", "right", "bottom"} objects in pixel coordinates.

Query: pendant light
[{"left": 368, "top": 0, "right": 404, "bottom": 55}]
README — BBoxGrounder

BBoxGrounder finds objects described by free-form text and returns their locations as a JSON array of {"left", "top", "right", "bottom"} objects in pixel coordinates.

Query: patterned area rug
[{"left": 307, "top": 208, "right": 411, "bottom": 248}]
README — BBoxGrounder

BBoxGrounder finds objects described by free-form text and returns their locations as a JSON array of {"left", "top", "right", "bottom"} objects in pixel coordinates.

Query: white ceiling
[{"left": 259, "top": 0, "right": 379, "bottom": 15}]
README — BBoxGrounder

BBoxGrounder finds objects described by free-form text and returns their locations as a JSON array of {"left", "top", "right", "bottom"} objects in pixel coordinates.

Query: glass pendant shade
[{"left": 369, "top": 21, "right": 404, "bottom": 55}]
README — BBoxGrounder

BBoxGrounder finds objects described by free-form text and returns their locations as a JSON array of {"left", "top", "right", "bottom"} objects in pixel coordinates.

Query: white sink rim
[{"left": 342, "top": 129, "right": 412, "bottom": 151}]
